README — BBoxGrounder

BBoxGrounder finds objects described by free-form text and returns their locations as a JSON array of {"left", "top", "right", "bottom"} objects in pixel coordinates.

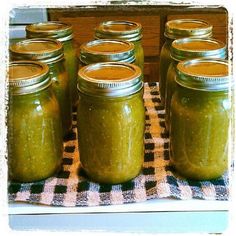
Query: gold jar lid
[
  {"left": 94, "top": 20, "right": 142, "bottom": 42},
  {"left": 79, "top": 39, "right": 135, "bottom": 64},
  {"left": 164, "top": 19, "right": 213, "bottom": 39},
  {"left": 171, "top": 38, "right": 226, "bottom": 61},
  {"left": 8, "top": 61, "right": 51, "bottom": 95},
  {"left": 78, "top": 62, "right": 143, "bottom": 97},
  {"left": 176, "top": 58, "right": 230, "bottom": 91},
  {"left": 26, "top": 21, "right": 73, "bottom": 42},
  {"left": 10, "top": 38, "right": 64, "bottom": 64}
]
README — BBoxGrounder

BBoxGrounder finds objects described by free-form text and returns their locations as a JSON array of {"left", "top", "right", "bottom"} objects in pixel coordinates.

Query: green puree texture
[
  {"left": 165, "top": 61, "right": 178, "bottom": 132},
  {"left": 170, "top": 86, "right": 230, "bottom": 180},
  {"left": 62, "top": 40, "right": 78, "bottom": 107},
  {"left": 159, "top": 38, "right": 173, "bottom": 105},
  {"left": 49, "top": 60, "right": 72, "bottom": 137},
  {"left": 133, "top": 41, "right": 144, "bottom": 72},
  {"left": 8, "top": 87, "right": 63, "bottom": 182},
  {"left": 77, "top": 90, "right": 145, "bottom": 184}
]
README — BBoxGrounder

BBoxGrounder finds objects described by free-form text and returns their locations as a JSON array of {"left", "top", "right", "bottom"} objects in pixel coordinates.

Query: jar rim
[
  {"left": 79, "top": 39, "right": 135, "bottom": 64},
  {"left": 164, "top": 19, "right": 213, "bottom": 39},
  {"left": 176, "top": 58, "right": 230, "bottom": 91},
  {"left": 170, "top": 37, "right": 227, "bottom": 61},
  {"left": 26, "top": 21, "right": 73, "bottom": 42},
  {"left": 9, "top": 60, "right": 51, "bottom": 95},
  {"left": 94, "top": 20, "right": 143, "bottom": 42},
  {"left": 78, "top": 62, "right": 143, "bottom": 97},
  {"left": 10, "top": 38, "right": 64, "bottom": 64}
]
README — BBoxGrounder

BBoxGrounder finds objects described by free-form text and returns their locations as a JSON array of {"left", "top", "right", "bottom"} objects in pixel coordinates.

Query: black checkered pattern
[{"left": 8, "top": 83, "right": 229, "bottom": 206}]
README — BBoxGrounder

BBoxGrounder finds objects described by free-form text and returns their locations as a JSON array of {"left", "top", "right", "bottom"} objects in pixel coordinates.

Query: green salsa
[
  {"left": 8, "top": 62, "right": 63, "bottom": 182},
  {"left": 77, "top": 62, "right": 145, "bottom": 184},
  {"left": 77, "top": 91, "right": 145, "bottom": 184},
  {"left": 159, "top": 39, "right": 172, "bottom": 105},
  {"left": 159, "top": 19, "right": 213, "bottom": 105},
  {"left": 60, "top": 39, "right": 79, "bottom": 107},
  {"left": 25, "top": 21, "right": 79, "bottom": 107},
  {"left": 49, "top": 60, "right": 72, "bottom": 137},
  {"left": 170, "top": 86, "right": 230, "bottom": 180},
  {"left": 165, "top": 61, "right": 178, "bottom": 132},
  {"left": 133, "top": 40, "right": 144, "bottom": 72},
  {"left": 169, "top": 59, "right": 230, "bottom": 180},
  {"left": 165, "top": 38, "right": 226, "bottom": 132},
  {"left": 9, "top": 38, "right": 72, "bottom": 137}
]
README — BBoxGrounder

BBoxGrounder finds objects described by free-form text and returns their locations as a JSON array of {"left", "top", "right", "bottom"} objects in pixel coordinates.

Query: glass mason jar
[
  {"left": 170, "top": 59, "right": 231, "bottom": 180},
  {"left": 10, "top": 38, "right": 72, "bottom": 138},
  {"left": 79, "top": 39, "right": 135, "bottom": 67},
  {"left": 94, "top": 20, "right": 144, "bottom": 72},
  {"left": 159, "top": 19, "right": 213, "bottom": 105},
  {"left": 26, "top": 21, "right": 79, "bottom": 107},
  {"left": 165, "top": 37, "right": 226, "bottom": 132},
  {"left": 77, "top": 62, "right": 145, "bottom": 184},
  {"left": 8, "top": 61, "right": 63, "bottom": 182}
]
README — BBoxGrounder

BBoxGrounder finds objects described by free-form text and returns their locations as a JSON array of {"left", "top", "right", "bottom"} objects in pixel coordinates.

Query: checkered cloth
[{"left": 8, "top": 82, "right": 229, "bottom": 206}]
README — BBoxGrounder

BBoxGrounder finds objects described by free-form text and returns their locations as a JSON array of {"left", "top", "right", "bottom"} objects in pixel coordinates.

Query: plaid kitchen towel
[{"left": 8, "top": 82, "right": 229, "bottom": 206}]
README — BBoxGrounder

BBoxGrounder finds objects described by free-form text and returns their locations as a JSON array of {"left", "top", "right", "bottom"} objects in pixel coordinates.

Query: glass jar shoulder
[
  {"left": 171, "top": 86, "right": 231, "bottom": 115},
  {"left": 9, "top": 87, "right": 60, "bottom": 116},
  {"left": 62, "top": 40, "right": 77, "bottom": 60},
  {"left": 78, "top": 89, "right": 144, "bottom": 109},
  {"left": 160, "top": 40, "right": 172, "bottom": 65},
  {"left": 48, "top": 61, "right": 70, "bottom": 90}
]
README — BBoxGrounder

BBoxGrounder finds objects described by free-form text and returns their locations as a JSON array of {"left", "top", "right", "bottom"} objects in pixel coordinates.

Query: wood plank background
[{"left": 48, "top": 6, "right": 228, "bottom": 82}]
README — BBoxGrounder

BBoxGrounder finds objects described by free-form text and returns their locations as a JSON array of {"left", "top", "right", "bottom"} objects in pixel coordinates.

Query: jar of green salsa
[
  {"left": 94, "top": 20, "right": 144, "bottom": 72},
  {"left": 77, "top": 62, "right": 145, "bottom": 184},
  {"left": 26, "top": 21, "right": 79, "bottom": 107},
  {"left": 8, "top": 61, "right": 63, "bottom": 182},
  {"left": 165, "top": 38, "right": 226, "bottom": 132},
  {"left": 79, "top": 39, "right": 135, "bottom": 67},
  {"left": 170, "top": 59, "right": 231, "bottom": 180},
  {"left": 10, "top": 38, "right": 72, "bottom": 138},
  {"left": 159, "top": 19, "right": 213, "bottom": 105}
]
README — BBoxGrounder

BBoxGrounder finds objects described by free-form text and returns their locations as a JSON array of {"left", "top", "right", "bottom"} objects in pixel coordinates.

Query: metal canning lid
[
  {"left": 164, "top": 19, "right": 213, "bottom": 39},
  {"left": 10, "top": 38, "right": 64, "bottom": 64},
  {"left": 8, "top": 61, "right": 51, "bottom": 95},
  {"left": 176, "top": 58, "right": 229, "bottom": 91},
  {"left": 78, "top": 62, "right": 143, "bottom": 97},
  {"left": 94, "top": 20, "right": 142, "bottom": 42},
  {"left": 26, "top": 21, "right": 73, "bottom": 42},
  {"left": 79, "top": 39, "right": 135, "bottom": 64},
  {"left": 171, "top": 38, "right": 226, "bottom": 61}
]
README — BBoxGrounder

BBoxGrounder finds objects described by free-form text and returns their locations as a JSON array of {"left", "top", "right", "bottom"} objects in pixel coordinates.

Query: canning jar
[
  {"left": 165, "top": 38, "right": 226, "bottom": 131},
  {"left": 170, "top": 59, "right": 231, "bottom": 180},
  {"left": 159, "top": 19, "right": 213, "bottom": 105},
  {"left": 77, "top": 62, "right": 145, "bottom": 184},
  {"left": 79, "top": 39, "right": 135, "bottom": 67},
  {"left": 10, "top": 38, "right": 72, "bottom": 137},
  {"left": 8, "top": 61, "right": 63, "bottom": 182},
  {"left": 26, "top": 21, "right": 78, "bottom": 107},
  {"left": 94, "top": 20, "right": 144, "bottom": 72}
]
